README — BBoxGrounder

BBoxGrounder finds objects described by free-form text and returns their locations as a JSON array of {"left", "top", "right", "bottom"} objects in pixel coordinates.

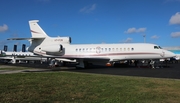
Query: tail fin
[
  {"left": 4, "top": 45, "right": 8, "bottom": 52},
  {"left": 29, "top": 20, "right": 49, "bottom": 38},
  {"left": 22, "top": 44, "right": 26, "bottom": 52},
  {"left": 13, "top": 45, "right": 17, "bottom": 52}
]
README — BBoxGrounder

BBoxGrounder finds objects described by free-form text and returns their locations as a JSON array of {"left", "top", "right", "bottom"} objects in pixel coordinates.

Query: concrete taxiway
[
  {"left": 0, "top": 63, "right": 180, "bottom": 79},
  {"left": 66, "top": 64, "right": 180, "bottom": 79}
]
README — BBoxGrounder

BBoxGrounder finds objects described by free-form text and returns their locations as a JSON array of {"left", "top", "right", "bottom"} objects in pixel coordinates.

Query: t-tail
[{"left": 29, "top": 20, "right": 49, "bottom": 38}]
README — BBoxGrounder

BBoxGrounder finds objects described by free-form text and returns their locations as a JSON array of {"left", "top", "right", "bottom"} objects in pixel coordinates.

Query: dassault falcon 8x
[{"left": 8, "top": 20, "right": 175, "bottom": 68}]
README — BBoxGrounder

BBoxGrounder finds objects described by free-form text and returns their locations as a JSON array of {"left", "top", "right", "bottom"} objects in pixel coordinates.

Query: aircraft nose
[{"left": 164, "top": 50, "right": 176, "bottom": 58}]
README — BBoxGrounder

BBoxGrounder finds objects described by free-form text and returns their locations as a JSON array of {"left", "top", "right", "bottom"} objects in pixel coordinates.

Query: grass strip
[{"left": 0, "top": 72, "right": 180, "bottom": 103}]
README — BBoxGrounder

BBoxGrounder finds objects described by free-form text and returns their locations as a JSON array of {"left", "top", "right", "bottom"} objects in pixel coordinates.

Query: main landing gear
[{"left": 76, "top": 59, "right": 92, "bottom": 69}]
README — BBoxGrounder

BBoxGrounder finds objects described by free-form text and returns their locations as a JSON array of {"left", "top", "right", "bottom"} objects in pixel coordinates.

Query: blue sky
[{"left": 0, "top": 0, "right": 180, "bottom": 51}]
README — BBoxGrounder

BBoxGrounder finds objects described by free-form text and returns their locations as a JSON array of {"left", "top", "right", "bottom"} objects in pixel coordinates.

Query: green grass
[{"left": 0, "top": 72, "right": 180, "bottom": 103}]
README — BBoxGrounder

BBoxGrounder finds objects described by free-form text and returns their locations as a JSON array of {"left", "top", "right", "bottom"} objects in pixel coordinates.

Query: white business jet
[
  {"left": 8, "top": 20, "right": 175, "bottom": 68},
  {"left": 0, "top": 45, "right": 46, "bottom": 64},
  {"left": 0, "top": 50, "right": 46, "bottom": 64},
  {"left": 0, "top": 50, "right": 47, "bottom": 64}
]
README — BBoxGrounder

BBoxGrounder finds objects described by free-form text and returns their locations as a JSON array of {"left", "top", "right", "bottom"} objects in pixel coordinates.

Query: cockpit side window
[{"left": 154, "top": 46, "right": 159, "bottom": 49}]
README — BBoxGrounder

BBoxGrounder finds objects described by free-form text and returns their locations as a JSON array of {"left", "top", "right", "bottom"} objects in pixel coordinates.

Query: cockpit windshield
[{"left": 158, "top": 46, "right": 162, "bottom": 49}]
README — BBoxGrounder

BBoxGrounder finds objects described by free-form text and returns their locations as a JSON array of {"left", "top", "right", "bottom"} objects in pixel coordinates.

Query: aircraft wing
[
  {"left": 0, "top": 57, "right": 13, "bottom": 60},
  {"left": 55, "top": 58, "right": 77, "bottom": 62}
]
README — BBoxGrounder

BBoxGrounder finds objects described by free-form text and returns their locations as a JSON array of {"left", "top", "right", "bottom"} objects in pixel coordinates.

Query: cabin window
[
  {"left": 101, "top": 48, "right": 103, "bottom": 51},
  {"left": 109, "top": 48, "right": 111, "bottom": 51},
  {"left": 124, "top": 48, "right": 126, "bottom": 51},
  {"left": 76, "top": 49, "right": 78, "bottom": 51},
  {"left": 86, "top": 48, "right": 88, "bottom": 51},
  {"left": 105, "top": 48, "right": 107, "bottom": 51},
  {"left": 116, "top": 48, "right": 118, "bottom": 51},
  {"left": 120, "top": 48, "right": 122, "bottom": 51},
  {"left": 83, "top": 48, "right": 85, "bottom": 51},
  {"left": 128, "top": 48, "right": 130, "bottom": 51},
  {"left": 131, "top": 48, "right": 134, "bottom": 51}
]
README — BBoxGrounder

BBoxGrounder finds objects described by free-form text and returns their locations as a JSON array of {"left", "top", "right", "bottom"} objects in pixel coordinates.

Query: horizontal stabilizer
[{"left": 7, "top": 37, "right": 45, "bottom": 40}]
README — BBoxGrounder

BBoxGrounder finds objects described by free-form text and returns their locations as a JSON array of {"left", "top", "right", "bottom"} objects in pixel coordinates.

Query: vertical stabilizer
[
  {"left": 13, "top": 45, "right": 17, "bottom": 52},
  {"left": 29, "top": 20, "right": 49, "bottom": 38},
  {"left": 22, "top": 44, "right": 26, "bottom": 52},
  {"left": 4, "top": 45, "right": 8, "bottom": 52}
]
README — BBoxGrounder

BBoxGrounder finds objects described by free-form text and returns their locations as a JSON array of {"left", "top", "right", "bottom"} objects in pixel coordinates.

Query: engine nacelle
[
  {"left": 41, "top": 45, "right": 63, "bottom": 52},
  {"left": 54, "top": 37, "right": 71, "bottom": 44}
]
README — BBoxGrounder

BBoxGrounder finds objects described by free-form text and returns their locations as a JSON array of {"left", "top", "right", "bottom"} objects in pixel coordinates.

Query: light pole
[{"left": 143, "top": 34, "right": 146, "bottom": 43}]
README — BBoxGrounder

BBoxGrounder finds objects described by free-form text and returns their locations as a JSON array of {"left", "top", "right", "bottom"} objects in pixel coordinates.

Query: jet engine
[
  {"left": 55, "top": 37, "right": 71, "bottom": 44},
  {"left": 41, "top": 44, "right": 63, "bottom": 52}
]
